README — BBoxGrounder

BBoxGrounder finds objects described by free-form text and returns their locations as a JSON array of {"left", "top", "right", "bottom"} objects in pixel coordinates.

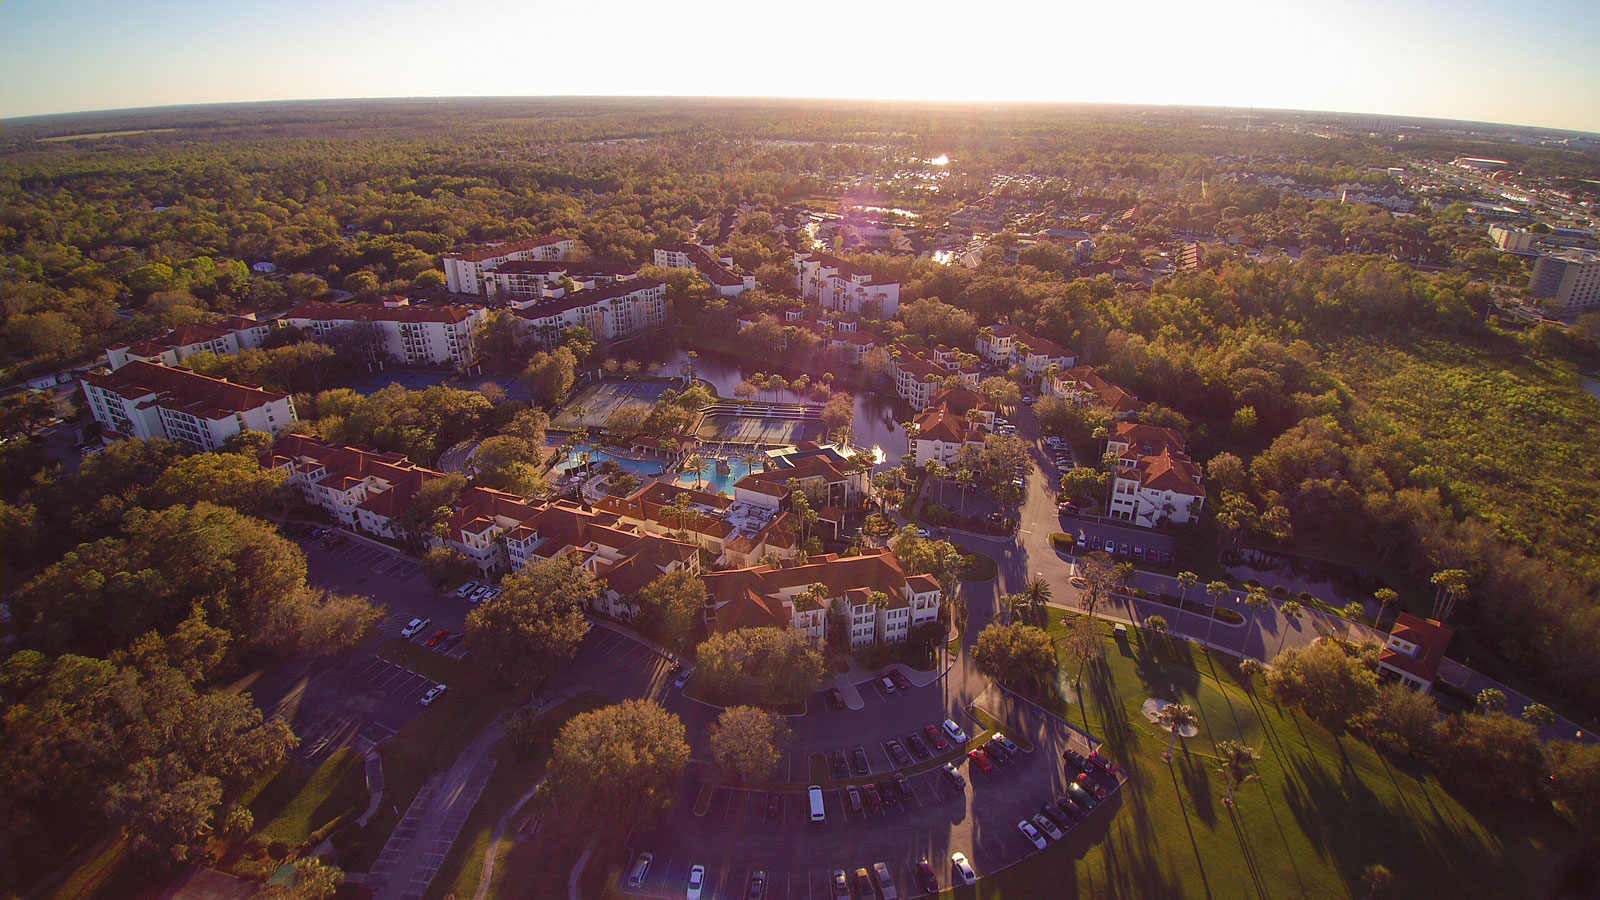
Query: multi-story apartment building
[
  {"left": 278, "top": 301, "right": 487, "bottom": 370},
  {"left": 732, "top": 444, "right": 871, "bottom": 512},
  {"left": 793, "top": 252, "right": 901, "bottom": 319},
  {"left": 653, "top": 243, "right": 755, "bottom": 296},
  {"left": 82, "top": 360, "right": 296, "bottom": 452},
  {"left": 1105, "top": 422, "right": 1206, "bottom": 527},
  {"left": 514, "top": 279, "right": 667, "bottom": 345},
  {"left": 594, "top": 480, "right": 803, "bottom": 567},
  {"left": 1488, "top": 225, "right": 1536, "bottom": 253},
  {"left": 104, "top": 314, "right": 273, "bottom": 370},
  {"left": 481, "top": 260, "right": 636, "bottom": 304},
  {"left": 887, "top": 344, "right": 979, "bottom": 410},
  {"left": 905, "top": 388, "right": 996, "bottom": 467},
  {"left": 702, "top": 548, "right": 941, "bottom": 648},
  {"left": 1044, "top": 365, "right": 1147, "bottom": 418},
  {"left": 267, "top": 435, "right": 444, "bottom": 539},
  {"left": 1529, "top": 249, "right": 1600, "bottom": 313},
  {"left": 975, "top": 324, "right": 1077, "bottom": 380},
  {"left": 442, "top": 235, "right": 574, "bottom": 294}
]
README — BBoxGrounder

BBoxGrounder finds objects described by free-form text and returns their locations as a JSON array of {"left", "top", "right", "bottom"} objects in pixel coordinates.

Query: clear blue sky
[{"left": 4, "top": 0, "right": 1598, "bottom": 132}]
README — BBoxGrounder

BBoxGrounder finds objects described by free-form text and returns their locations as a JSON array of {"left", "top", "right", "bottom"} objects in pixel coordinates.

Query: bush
[{"left": 1050, "top": 532, "right": 1074, "bottom": 551}]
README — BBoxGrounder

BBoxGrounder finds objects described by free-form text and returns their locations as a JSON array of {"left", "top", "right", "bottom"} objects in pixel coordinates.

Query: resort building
[
  {"left": 267, "top": 434, "right": 444, "bottom": 540},
  {"left": 975, "top": 325, "right": 1077, "bottom": 380},
  {"left": 514, "top": 279, "right": 667, "bottom": 345},
  {"left": 732, "top": 444, "right": 870, "bottom": 512},
  {"left": 595, "top": 480, "right": 804, "bottom": 567},
  {"left": 482, "top": 260, "right": 636, "bottom": 304},
  {"left": 793, "top": 252, "right": 901, "bottom": 319},
  {"left": 905, "top": 389, "right": 996, "bottom": 467},
  {"left": 104, "top": 314, "right": 274, "bottom": 370},
  {"left": 443, "top": 235, "right": 574, "bottom": 294},
  {"left": 653, "top": 243, "right": 755, "bottom": 296},
  {"left": 702, "top": 548, "right": 942, "bottom": 648},
  {"left": 81, "top": 360, "right": 296, "bottom": 452},
  {"left": 1044, "top": 365, "right": 1147, "bottom": 418},
  {"left": 1376, "top": 613, "right": 1454, "bottom": 694},
  {"left": 1105, "top": 422, "right": 1206, "bottom": 527},
  {"left": 278, "top": 300, "right": 487, "bottom": 370}
]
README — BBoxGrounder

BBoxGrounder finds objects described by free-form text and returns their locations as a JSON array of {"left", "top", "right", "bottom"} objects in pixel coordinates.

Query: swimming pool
[
  {"left": 676, "top": 457, "right": 757, "bottom": 495},
  {"left": 551, "top": 444, "right": 665, "bottom": 478}
]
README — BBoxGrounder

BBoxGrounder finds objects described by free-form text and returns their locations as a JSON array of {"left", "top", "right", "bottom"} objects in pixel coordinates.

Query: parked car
[
  {"left": 851, "top": 747, "right": 869, "bottom": 774},
  {"left": 886, "top": 739, "right": 910, "bottom": 765},
  {"left": 864, "top": 784, "right": 882, "bottom": 813},
  {"left": 1042, "top": 802, "right": 1074, "bottom": 830},
  {"left": 951, "top": 852, "right": 977, "bottom": 885},
  {"left": 1017, "top": 819, "right": 1047, "bottom": 849},
  {"left": 830, "top": 869, "right": 850, "bottom": 900},
  {"left": 1033, "top": 813, "right": 1064, "bottom": 841},
  {"left": 1090, "top": 536, "right": 1104, "bottom": 550},
  {"left": 1056, "top": 795, "right": 1086, "bottom": 822},
  {"left": 454, "top": 582, "right": 479, "bottom": 599},
  {"left": 845, "top": 785, "right": 863, "bottom": 814},
  {"left": 967, "top": 748, "right": 993, "bottom": 772},
  {"left": 994, "top": 733, "right": 1020, "bottom": 756},
  {"left": 891, "top": 772, "right": 912, "bottom": 799},
  {"left": 880, "top": 675, "right": 896, "bottom": 695},
  {"left": 1067, "top": 780, "right": 1098, "bottom": 810},
  {"left": 828, "top": 687, "right": 846, "bottom": 709},
  {"left": 1132, "top": 545, "right": 1143, "bottom": 559},
  {"left": 1146, "top": 547, "right": 1160, "bottom": 563},
  {"left": 439, "top": 633, "right": 464, "bottom": 652},
  {"left": 687, "top": 864, "right": 706, "bottom": 900},
  {"left": 915, "top": 528, "right": 931, "bottom": 538},
  {"left": 1059, "top": 503, "right": 1080, "bottom": 516},
  {"left": 401, "top": 617, "right": 429, "bottom": 637},
  {"left": 853, "top": 868, "right": 872, "bottom": 899},
  {"left": 469, "top": 585, "right": 492, "bottom": 603},
  {"left": 746, "top": 870, "right": 766, "bottom": 900},
  {"left": 426, "top": 628, "right": 450, "bottom": 647},
  {"left": 1077, "top": 772, "right": 1108, "bottom": 800},
  {"left": 419, "top": 683, "right": 447, "bottom": 706},
  {"left": 890, "top": 669, "right": 911, "bottom": 691},
  {"left": 941, "top": 763, "right": 966, "bottom": 790},
  {"left": 877, "top": 780, "right": 899, "bottom": 806},
  {"left": 1088, "top": 750, "right": 1125, "bottom": 778},
  {"left": 1160, "top": 550, "right": 1174, "bottom": 565},
  {"left": 915, "top": 858, "right": 940, "bottom": 893},
  {"left": 983, "top": 737, "right": 1008, "bottom": 763},
  {"left": 871, "top": 862, "right": 897, "bottom": 900},
  {"left": 906, "top": 734, "right": 929, "bottom": 759},
  {"left": 1063, "top": 748, "right": 1089, "bottom": 774},
  {"left": 924, "top": 724, "right": 950, "bottom": 751},
  {"left": 626, "top": 852, "right": 653, "bottom": 889},
  {"left": 942, "top": 719, "right": 969, "bottom": 744},
  {"left": 831, "top": 751, "right": 848, "bottom": 778},
  {"left": 673, "top": 667, "right": 693, "bottom": 689}
]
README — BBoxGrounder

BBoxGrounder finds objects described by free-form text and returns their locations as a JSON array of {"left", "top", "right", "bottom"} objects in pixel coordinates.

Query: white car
[
  {"left": 686, "top": 864, "right": 705, "bottom": 900},
  {"left": 1033, "top": 813, "right": 1063, "bottom": 841},
  {"left": 419, "top": 683, "right": 448, "bottom": 706},
  {"left": 994, "top": 733, "right": 1020, "bottom": 755},
  {"left": 401, "top": 617, "right": 429, "bottom": 637},
  {"left": 950, "top": 852, "right": 977, "bottom": 886},
  {"left": 454, "top": 582, "right": 479, "bottom": 599},
  {"left": 470, "top": 585, "right": 493, "bottom": 603},
  {"left": 915, "top": 528, "right": 931, "bottom": 538},
  {"left": 943, "top": 718, "right": 969, "bottom": 744},
  {"left": 1017, "top": 819, "right": 1047, "bottom": 849}
]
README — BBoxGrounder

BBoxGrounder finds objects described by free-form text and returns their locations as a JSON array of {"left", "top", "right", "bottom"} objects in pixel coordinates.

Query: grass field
[{"left": 953, "top": 619, "right": 1581, "bottom": 898}]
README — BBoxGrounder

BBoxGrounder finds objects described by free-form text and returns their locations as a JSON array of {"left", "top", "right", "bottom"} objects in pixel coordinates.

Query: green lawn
[{"left": 952, "top": 619, "right": 1580, "bottom": 899}]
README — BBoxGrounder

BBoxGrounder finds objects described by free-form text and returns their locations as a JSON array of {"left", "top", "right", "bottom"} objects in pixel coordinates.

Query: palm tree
[
  {"left": 1430, "top": 568, "right": 1468, "bottom": 621},
  {"left": 1114, "top": 561, "right": 1138, "bottom": 624},
  {"left": 1341, "top": 601, "right": 1365, "bottom": 641},
  {"left": 1022, "top": 577, "right": 1052, "bottom": 626},
  {"left": 1144, "top": 615, "right": 1170, "bottom": 645},
  {"left": 926, "top": 460, "right": 947, "bottom": 508},
  {"left": 956, "top": 467, "right": 976, "bottom": 514},
  {"left": 1155, "top": 702, "right": 1198, "bottom": 760},
  {"left": 1239, "top": 657, "right": 1265, "bottom": 690},
  {"left": 1215, "top": 740, "right": 1260, "bottom": 807},
  {"left": 1204, "top": 579, "right": 1230, "bottom": 648},
  {"left": 1373, "top": 588, "right": 1399, "bottom": 627},
  {"left": 1276, "top": 600, "right": 1303, "bottom": 655},
  {"left": 684, "top": 454, "right": 705, "bottom": 491}
]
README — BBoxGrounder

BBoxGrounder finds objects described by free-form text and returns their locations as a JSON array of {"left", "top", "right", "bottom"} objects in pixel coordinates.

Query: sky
[{"left": 3, "top": 0, "right": 1598, "bottom": 133}]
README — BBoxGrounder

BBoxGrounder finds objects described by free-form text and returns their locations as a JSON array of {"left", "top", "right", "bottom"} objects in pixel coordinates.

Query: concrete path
[{"left": 473, "top": 775, "right": 547, "bottom": 900}]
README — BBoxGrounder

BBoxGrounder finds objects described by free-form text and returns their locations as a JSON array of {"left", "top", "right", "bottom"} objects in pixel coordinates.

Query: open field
[{"left": 38, "top": 128, "right": 178, "bottom": 141}]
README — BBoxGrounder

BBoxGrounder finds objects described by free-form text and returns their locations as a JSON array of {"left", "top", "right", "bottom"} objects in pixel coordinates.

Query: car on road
[
  {"left": 906, "top": 734, "right": 929, "bottom": 759},
  {"left": 746, "top": 869, "right": 766, "bottom": 900},
  {"left": 1077, "top": 772, "right": 1108, "bottom": 800},
  {"left": 1033, "top": 813, "right": 1064, "bottom": 841},
  {"left": 845, "top": 785, "right": 863, "bottom": 814},
  {"left": 942, "top": 719, "right": 969, "bottom": 744},
  {"left": 915, "top": 858, "right": 940, "bottom": 893},
  {"left": 886, "top": 739, "right": 910, "bottom": 765},
  {"left": 851, "top": 747, "right": 869, "bottom": 774},
  {"left": 831, "top": 750, "right": 848, "bottom": 778},
  {"left": 672, "top": 667, "right": 692, "bottom": 689},
  {"left": 830, "top": 869, "right": 850, "bottom": 899},
  {"left": 1058, "top": 503, "right": 1080, "bottom": 516},
  {"left": 864, "top": 783, "right": 883, "bottom": 813},
  {"left": 626, "top": 852, "right": 653, "bottom": 889},
  {"left": 1067, "top": 780, "right": 1097, "bottom": 810},
  {"left": 924, "top": 724, "right": 950, "bottom": 751},
  {"left": 426, "top": 627, "right": 450, "bottom": 647},
  {"left": 967, "top": 748, "right": 993, "bottom": 772},
  {"left": 941, "top": 763, "right": 966, "bottom": 790},
  {"left": 1017, "top": 819, "right": 1047, "bottom": 849},
  {"left": 880, "top": 675, "right": 896, "bottom": 694},
  {"left": 687, "top": 864, "right": 706, "bottom": 900},
  {"left": 767, "top": 791, "right": 782, "bottom": 818},
  {"left": 951, "top": 852, "right": 977, "bottom": 886},
  {"left": 892, "top": 772, "right": 912, "bottom": 800},
  {"left": 419, "top": 683, "right": 448, "bottom": 706},
  {"left": 828, "top": 687, "right": 846, "bottom": 709},
  {"left": 890, "top": 669, "right": 911, "bottom": 691},
  {"left": 994, "top": 733, "right": 1020, "bottom": 756},
  {"left": 401, "top": 617, "right": 429, "bottom": 637}
]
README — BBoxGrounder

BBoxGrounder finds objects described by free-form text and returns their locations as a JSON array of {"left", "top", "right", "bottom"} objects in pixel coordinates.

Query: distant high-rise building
[{"left": 1529, "top": 250, "right": 1600, "bottom": 313}]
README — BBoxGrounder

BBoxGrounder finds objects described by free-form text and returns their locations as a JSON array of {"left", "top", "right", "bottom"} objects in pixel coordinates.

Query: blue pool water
[
  {"left": 677, "top": 457, "right": 757, "bottom": 495},
  {"left": 551, "top": 444, "right": 664, "bottom": 477}
]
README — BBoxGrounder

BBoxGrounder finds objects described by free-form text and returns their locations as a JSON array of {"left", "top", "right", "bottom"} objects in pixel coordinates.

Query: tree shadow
[{"left": 1177, "top": 748, "right": 1216, "bottom": 826}]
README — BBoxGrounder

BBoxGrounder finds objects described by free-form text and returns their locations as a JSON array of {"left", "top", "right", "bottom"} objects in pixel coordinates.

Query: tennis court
[
  {"left": 694, "top": 411, "right": 819, "bottom": 446},
  {"left": 551, "top": 378, "right": 677, "bottom": 430}
]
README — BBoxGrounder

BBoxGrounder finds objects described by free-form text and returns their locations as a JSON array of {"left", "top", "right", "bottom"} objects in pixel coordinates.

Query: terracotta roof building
[
  {"left": 268, "top": 434, "right": 444, "bottom": 539},
  {"left": 443, "top": 235, "right": 575, "bottom": 294},
  {"left": 279, "top": 300, "right": 487, "bottom": 370},
  {"left": 975, "top": 324, "right": 1077, "bottom": 380},
  {"left": 82, "top": 360, "right": 296, "bottom": 452},
  {"left": 654, "top": 243, "right": 754, "bottom": 296},
  {"left": 105, "top": 313, "right": 273, "bottom": 370},
  {"left": 1106, "top": 421, "right": 1206, "bottom": 528},
  {"left": 1377, "top": 613, "right": 1454, "bottom": 694},
  {"left": 794, "top": 251, "right": 901, "bottom": 319}
]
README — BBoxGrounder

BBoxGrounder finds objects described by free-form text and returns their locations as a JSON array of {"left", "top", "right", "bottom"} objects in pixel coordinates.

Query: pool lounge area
[
  {"left": 550, "top": 444, "right": 667, "bottom": 478},
  {"left": 675, "top": 456, "right": 758, "bottom": 495}
]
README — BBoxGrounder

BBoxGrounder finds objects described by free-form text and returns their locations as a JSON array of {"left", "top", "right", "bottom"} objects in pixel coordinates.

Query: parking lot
[
  {"left": 622, "top": 687, "right": 1120, "bottom": 900},
  {"left": 272, "top": 641, "right": 447, "bottom": 764}
]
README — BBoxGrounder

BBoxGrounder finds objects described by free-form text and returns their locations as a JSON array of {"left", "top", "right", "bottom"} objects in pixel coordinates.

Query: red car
[
  {"left": 864, "top": 784, "right": 883, "bottom": 813},
  {"left": 1089, "top": 751, "right": 1125, "bottom": 778},
  {"left": 967, "top": 748, "right": 994, "bottom": 772},
  {"left": 924, "top": 724, "right": 950, "bottom": 751},
  {"left": 1076, "top": 772, "right": 1108, "bottom": 800},
  {"left": 426, "top": 627, "right": 450, "bottom": 647}
]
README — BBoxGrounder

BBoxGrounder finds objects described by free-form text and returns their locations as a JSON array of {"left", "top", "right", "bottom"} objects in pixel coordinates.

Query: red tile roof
[
  {"left": 84, "top": 360, "right": 288, "bottom": 420},
  {"left": 446, "top": 234, "right": 571, "bottom": 263},
  {"left": 1379, "top": 613, "right": 1453, "bottom": 683}
]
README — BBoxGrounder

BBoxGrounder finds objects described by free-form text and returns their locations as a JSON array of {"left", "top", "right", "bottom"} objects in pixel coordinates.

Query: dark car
[
  {"left": 984, "top": 737, "right": 1009, "bottom": 764},
  {"left": 890, "top": 669, "right": 911, "bottom": 691},
  {"left": 846, "top": 785, "right": 863, "bottom": 814},
  {"left": 886, "top": 739, "right": 910, "bottom": 766},
  {"left": 1077, "top": 772, "right": 1108, "bottom": 800},
  {"left": 828, "top": 687, "right": 846, "bottom": 709},
  {"left": 851, "top": 747, "right": 870, "bottom": 775},
  {"left": 1042, "top": 802, "right": 1075, "bottom": 830},
  {"left": 1160, "top": 550, "right": 1174, "bottom": 565},
  {"left": 831, "top": 750, "right": 848, "bottom": 779},
  {"left": 747, "top": 870, "right": 766, "bottom": 900},
  {"left": 941, "top": 763, "right": 966, "bottom": 790},
  {"left": 906, "top": 734, "right": 929, "bottom": 759},
  {"left": 1063, "top": 748, "right": 1089, "bottom": 774},
  {"left": 767, "top": 791, "right": 782, "bottom": 818},
  {"left": 1088, "top": 750, "right": 1125, "bottom": 778},
  {"left": 439, "top": 633, "right": 464, "bottom": 652},
  {"left": 915, "top": 858, "right": 940, "bottom": 893},
  {"left": 892, "top": 771, "right": 912, "bottom": 799},
  {"left": 864, "top": 784, "right": 883, "bottom": 813},
  {"left": 877, "top": 780, "right": 899, "bottom": 806},
  {"left": 1067, "top": 780, "right": 1098, "bottom": 810},
  {"left": 1055, "top": 795, "right": 1084, "bottom": 822},
  {"left": 854, "top": 868, "right": 873, "bottom": 898}
]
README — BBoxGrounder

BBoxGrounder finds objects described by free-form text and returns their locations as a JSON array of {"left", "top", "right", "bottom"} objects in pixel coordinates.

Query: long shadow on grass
[
  {"left": 1131, "top": 636, "right": 1200, "bottom": 700},
  {"left": 1177, "top": 750, "right": 1216, "bottom": 826}
]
